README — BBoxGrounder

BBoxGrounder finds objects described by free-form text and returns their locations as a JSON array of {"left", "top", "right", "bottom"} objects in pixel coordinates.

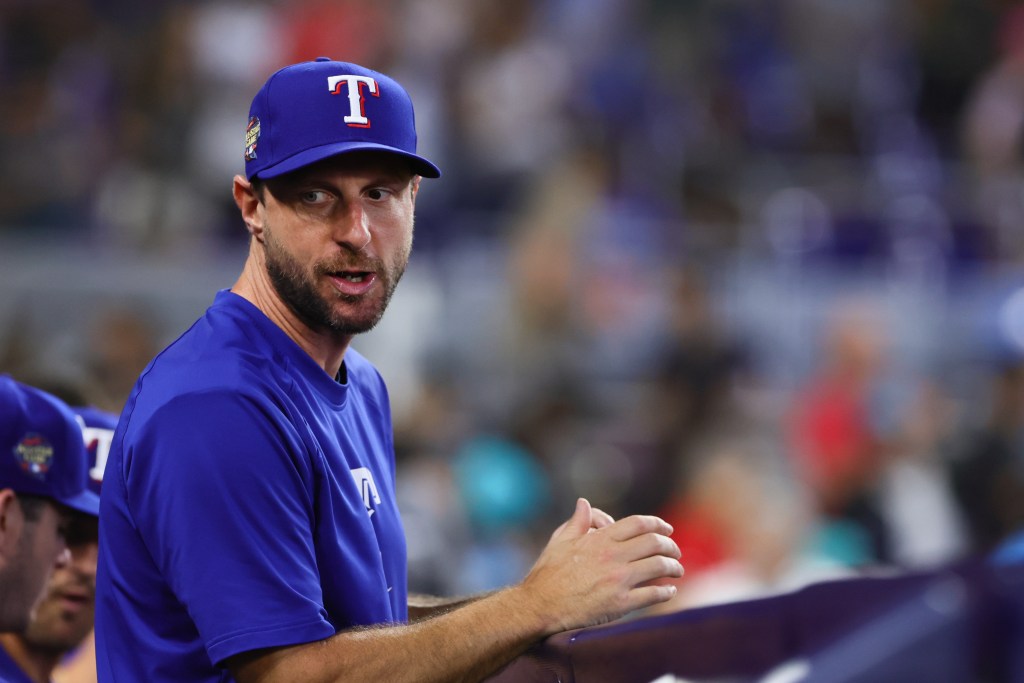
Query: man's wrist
[{"left": 499, "top": 583, "right": 556, "bottom": 639}]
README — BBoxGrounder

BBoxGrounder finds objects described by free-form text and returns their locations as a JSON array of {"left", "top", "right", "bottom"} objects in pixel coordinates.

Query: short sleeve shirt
[
  {"left": 95, "top": 290, "right": 407, "bottom": 682},
  {"left": 0, "top": 646, "right": 36, "bottom": 683}
]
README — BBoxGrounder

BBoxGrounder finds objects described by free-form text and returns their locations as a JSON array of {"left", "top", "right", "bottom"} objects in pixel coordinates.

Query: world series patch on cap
[
  {"left": 244, "top": 57, "right": 441, "bottom": 181},
  {"left": 0, "top": 376, "right": 100, "bottom": 516}
]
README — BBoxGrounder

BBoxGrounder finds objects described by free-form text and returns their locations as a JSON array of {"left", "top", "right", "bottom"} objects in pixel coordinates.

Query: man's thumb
[{"left": 564, "top": 497, "right": 592, "bottom": 537}]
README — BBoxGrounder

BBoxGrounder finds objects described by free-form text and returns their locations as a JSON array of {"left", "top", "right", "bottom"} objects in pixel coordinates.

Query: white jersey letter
[
  {"left": 82, "top": 425, "right": 114, "bottom": 485},
  {"left": 351, "top": 466, "right": 382, "bottom": 517}
]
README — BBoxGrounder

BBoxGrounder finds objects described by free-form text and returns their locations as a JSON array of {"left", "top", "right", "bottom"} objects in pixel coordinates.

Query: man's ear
[
  {"left": 0, "top": 490, "right": 23, "bottom": 561},
  {"left": 411, "top": 176, "right": 421, "bottom": 203},
  {"left": 233, "top": 175, "right": 265, "bottom": 242}
]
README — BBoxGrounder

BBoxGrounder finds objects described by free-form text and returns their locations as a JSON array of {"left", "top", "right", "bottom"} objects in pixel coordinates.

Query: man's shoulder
[
  {"left": 124, "top": 298, "right": 292, "bottom": 429},
  {"left": 155, "top": 293, "right": 285, "bottom": 380},
  {"left": 0, "top": 644, "right": 34, "bottom": 683}
]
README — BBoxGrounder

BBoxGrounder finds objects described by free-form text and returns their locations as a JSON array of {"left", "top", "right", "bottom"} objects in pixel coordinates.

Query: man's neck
[
  {"left": 0, "top": 633, "right": 56, "bottom": 683},
  {"left": 231, "top": 250, "right": 351, "bottom": 378}
]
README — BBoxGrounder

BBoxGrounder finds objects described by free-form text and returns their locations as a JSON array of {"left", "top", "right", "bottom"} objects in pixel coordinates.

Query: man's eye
[
  {"left": 301, "top": 190, "right": 330, "bottom": 203},
  {"left": 366, "top": 188, "right": 391, "bottom": 201}
]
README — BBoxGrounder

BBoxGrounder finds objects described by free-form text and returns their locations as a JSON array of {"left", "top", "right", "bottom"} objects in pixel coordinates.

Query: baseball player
[
  {"left": 0, "top": 378, "right": 100, "bottom": 637},
  {"left": 95, "top": 58, "right": 683, "bottom": 682},
  {"left": 0, "top": 406, "right": 114, "bottom": 683}
]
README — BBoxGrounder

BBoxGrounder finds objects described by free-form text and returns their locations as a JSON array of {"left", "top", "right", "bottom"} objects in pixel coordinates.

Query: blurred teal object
[
  {"left": 453, "top": 436, "right": 551, "bottom": 536},
  {"left": 806, "top": 519, "right": 875, "bottom": 567}
]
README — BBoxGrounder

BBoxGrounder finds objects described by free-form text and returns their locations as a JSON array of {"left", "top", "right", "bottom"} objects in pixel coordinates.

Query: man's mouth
[
  {"left": 337, "top": 272, "right": 370, "bottom": 282},
  {"left": 328, "top": 271, "right": 377, "bottom": 295},
  {"left": 49, "top": 585, "right": 92, "bottom": 613}
]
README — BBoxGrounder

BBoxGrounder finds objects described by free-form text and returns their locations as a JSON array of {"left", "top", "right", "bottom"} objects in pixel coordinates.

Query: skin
[
  {"left": 232, "top": 151, "right": 417, "bottom": 377},
  {"left": 0, "top": 491, "right": 71, "bottom": 634},
  {"left": 0, "top": 514, "right": 98, "bottom": 683},
  {"left": 226, "top": 151, "right": 684, "bottom": 683}
]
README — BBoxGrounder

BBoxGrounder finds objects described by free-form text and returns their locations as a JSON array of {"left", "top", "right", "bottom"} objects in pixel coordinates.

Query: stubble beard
[
  {"left": 23, "top": 597, "right": 94, "bottom": 654},
  {"left": 0, "top": 521, "right": 49, "bottom": 633},
  {"left": 262, "top": 225, "right": 409, "bottom": 339}
]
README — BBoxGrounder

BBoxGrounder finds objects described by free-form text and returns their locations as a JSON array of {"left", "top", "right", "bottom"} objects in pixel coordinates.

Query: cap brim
[
  {"left": 252, "top": 141, "right": 441, "bottom": 180},
  {"left": 57, "top": 489, "right": 100, "bottom": 518}
]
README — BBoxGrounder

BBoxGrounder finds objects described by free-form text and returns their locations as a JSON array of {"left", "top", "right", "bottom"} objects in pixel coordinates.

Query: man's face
[
  {"left": 258, "top": 152, "right": 418, "bottom": 339},
  {"left": 2, "top": 499, "right": 70, "bottom": 632},
  {"left": 22, "top": 514, "right": 98, "bottom": 652}
]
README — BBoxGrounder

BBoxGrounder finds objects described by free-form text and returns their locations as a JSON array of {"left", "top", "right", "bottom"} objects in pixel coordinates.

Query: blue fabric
[
  {"left": 991, "top": 528, "right": 1024, "bottom": 566},
  {"left": 0, "top": 376, "right": 99, "bottom": 516},
  {"left": 95, "top": 290, "right": 407, "bottom": 682},
  {"left": 0, "top": 647, "right": 37, "bottom": 683},
  {"left": 245, "top": 58, "right": 440, "bottom": 180}
]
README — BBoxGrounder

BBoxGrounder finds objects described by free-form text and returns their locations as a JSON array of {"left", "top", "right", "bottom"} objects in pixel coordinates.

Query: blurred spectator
[
  {"left": 82, "top": 307, "right": 159, "bottom": 414},
  {"left": 280, "top": 0, "right": 394, "bottom": 67},
  {"left": 646, "top": 269, "right": 748, "bottom": 457},
  {"left": 652, "top": 426, "right": 850, "bottom": 613},
  {"left": 787, "top": 299, "right": 890, "bottom": 563},
  {"left": 961, "top": 3, "right": 1024, "bottom": 263},
  {"left": 876, "top": 378, "right": 968, "bottom": 568},
  {"left": 947, "top": 356, "right": 1024, "bottom": 555},
  {"left": 448, "top": 0, "right": 573, "bottom": 220}
]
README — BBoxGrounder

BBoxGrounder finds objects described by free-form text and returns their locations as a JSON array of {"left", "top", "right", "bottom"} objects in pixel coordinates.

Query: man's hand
[
  {"left": 517, "top": 498, "right": 683, "bottom": 636},
  {"left": 229, "top": 498, "right": 682, "bottom": 683}
]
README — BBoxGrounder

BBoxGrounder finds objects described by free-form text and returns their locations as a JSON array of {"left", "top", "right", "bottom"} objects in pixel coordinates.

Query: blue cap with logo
[
  {"left": 244, "top": 57, "right": 441, "bottom": 181},
  {"left": 0, "top": 376, "right": 100, "bottom": 516}
]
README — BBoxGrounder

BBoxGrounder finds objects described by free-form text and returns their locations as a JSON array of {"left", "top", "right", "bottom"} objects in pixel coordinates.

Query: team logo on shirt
[
  {"left": 13, "top": 433, "right": 54, "bottom": 480},
  {"left": 351, "top": 467, "right": 381, "bottom": 517},
  {"left": 75, "top": 416, "right": 114, "bottom": 489}
]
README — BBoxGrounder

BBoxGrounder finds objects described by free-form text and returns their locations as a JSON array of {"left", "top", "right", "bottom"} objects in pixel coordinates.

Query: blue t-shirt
[
  {"left": 95, "top": 290, "right": 407, "bottom": 682},
  {"left": 0, "top": 646, "right": 36, "bottom": 683}
]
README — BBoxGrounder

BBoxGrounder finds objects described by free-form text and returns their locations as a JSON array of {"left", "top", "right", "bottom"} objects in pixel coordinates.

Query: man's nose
[
  {"left": 334, "top": 202, "right": 371, "bottom": 252},
  {"left": 71, "top": 543, "right": 100, "bottom": 579},
  {"left": 54, "top": 545, "right": 71, "bottom": 569}
]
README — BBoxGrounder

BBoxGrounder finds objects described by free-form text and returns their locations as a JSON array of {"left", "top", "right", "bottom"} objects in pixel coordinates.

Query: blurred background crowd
[{"left": 4, "top": 0, "right": 1024, "bottom": 612}]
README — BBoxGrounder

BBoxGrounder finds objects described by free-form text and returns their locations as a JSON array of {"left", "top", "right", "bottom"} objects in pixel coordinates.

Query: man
[
  {"left": 0, "top": 407, "right": 114, "bottom": 683},
  {"left": 0, "top": 378, "right": 100, "bottom": 637},
  {"left": 95, "top": 58, "right": 684, "bottom": 682},
  {"left": 0, "top": 513, "right": 98, "bottom": 683}
]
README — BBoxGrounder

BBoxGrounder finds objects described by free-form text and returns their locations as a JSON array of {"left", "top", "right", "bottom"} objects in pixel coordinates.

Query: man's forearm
[
  {"left": 407, "top": 591, "right": 493, "bottom": 622},
  {"left": 229, "top": 500, "right": 683, "bottom": 683},
  {"left": 230, "top": 584, "right": 547, "bottom": 683}
]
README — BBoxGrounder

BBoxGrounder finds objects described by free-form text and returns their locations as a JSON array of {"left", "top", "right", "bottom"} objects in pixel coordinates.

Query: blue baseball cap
[
  {"left": 244, "top": 57, "right": 441, "bottom": 181},
  {"left": 0, "top": 377, "right": 100, "bottom": 517}
]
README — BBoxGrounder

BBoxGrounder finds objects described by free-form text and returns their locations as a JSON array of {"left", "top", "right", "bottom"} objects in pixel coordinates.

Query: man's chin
[
  {"left": 25, "top": 625, "right": 87, "bottom": 652},
  {"left": 323, "top": 314, "right": 385, "bottom": 337},
  {"left": 322, "top": 302, "right": 388, "bottom": 336}
]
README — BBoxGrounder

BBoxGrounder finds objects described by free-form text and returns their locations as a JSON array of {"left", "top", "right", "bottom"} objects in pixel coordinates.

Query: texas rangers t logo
[
  {"left": 327, "top": 75, "right": 379, "bottom": 128},
  {"left": 351, "top": 467, "right": 382, "bottom": 517}
]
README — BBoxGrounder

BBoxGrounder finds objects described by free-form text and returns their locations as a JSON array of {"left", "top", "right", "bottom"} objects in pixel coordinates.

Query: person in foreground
[
  {"left": 94, "top": 58, "right": 684, "bottom": 683},
  {"left": 0, "top": 406, "right": 113, "bottom": 683},
  {"left": 0, "top": 512, "right": 98, "bottom": 683},
  {"left": 0, "top": 378, "right": 100, "bottom": 640}
]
